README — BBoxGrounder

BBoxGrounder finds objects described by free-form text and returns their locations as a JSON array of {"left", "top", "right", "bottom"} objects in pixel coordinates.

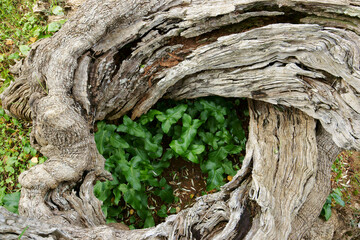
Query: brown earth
[{"left": 330, "top": 151, "right": 360, "bottom": 240}]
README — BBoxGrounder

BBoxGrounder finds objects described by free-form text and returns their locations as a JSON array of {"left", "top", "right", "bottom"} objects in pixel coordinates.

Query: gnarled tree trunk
[{"left": 1, "top": 0, "right": 360, "bottom": 239}]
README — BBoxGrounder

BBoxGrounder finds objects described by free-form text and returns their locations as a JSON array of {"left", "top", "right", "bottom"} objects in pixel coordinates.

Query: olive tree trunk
[{"left": 1, "top": 0, "right": 360, "bottom": 239}]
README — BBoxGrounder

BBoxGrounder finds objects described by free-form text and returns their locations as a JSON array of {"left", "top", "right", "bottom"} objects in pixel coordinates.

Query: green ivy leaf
[
  {"left": 110, "top": 133, "right": 129, "bottom": 149},
  {"left": 101, "top": 204, "right": 109, "bottom": 218},
  {"left": 19, "top": 45, "right": 30, "bottom": 56},
  {"left": 113, "top": 188, "right": 121, "bottom": 205},
  {"left": 323, "top": 203, "right": 332, "bottom": 221},
  {"left": 52, "top": 6, "right": 64, "bottom": 16},
  {"left": 156, "top": 104, "right": 187, "bottom": 133},
  {"left": 117, "top": 116, "right": 147, "bottom": 138},
  {"left": 58, "top": 19, "right": 67, "bottom": 25},
  {"left": 127, "top": 145, "right": 149, "bottom": 162},
  {"left": 144, "top": 214, "right": 155, "bottom": 228},
  {"left": 144, "top": 134, "right": 162, "bottom": 154},
  {"left": 201, "top": 158, "right": 221, "bottom": 174},
  {"left": 2, "top": 192, "right": 20, "bottom": 214},
  {"left": 139, "top": 110, "right": 163, "bottom": 125},
  {"left": 224, "top": 144, "right": 242, "bottom": 154},
  {"left": 243, "top": 109, "right": 249, "bottom": 116},
  {"left": 151, "top": 148, "right": 173, "bottom": 175},
  {"left": 206, "top": 168, "right": 225, "bottom": 191},
  {"left": 6, "top": 157, "right": 17, "bottom": 166},
  {"left": 204, "top": 116, "right": 218, "bottom": 133},
  {"left": 155, "top": 184, "right": 174, "bottom": 203},
  {"left": 94, "top": 181, "right": 112, "bottom": 202},
  {"left": 172, "top": 125, "right": 182, "bottom": 139},
  {"left": 208, "top": 147, "right": 229, "bottom": 162},
  {"left": 199, "top": 131, "right": 219, "bottom": 150},
  {"left": 4, "top": 165, "right": 15, "bottom": 174},
  {"left": 200, "top": 99, "right": 227, "bottom": 123},
  {"left": 122, "top": 156, "right": 142, "bottom": 191},
  {"left": 332, "top": 188, "right": 342, "bottom": 197},
  {"left": 222, "top": 160, "right": 237, "bottom": 176},
  {"left": 47, "top": 22, "right": 61, "bottom": 32},
  {"left": 187, "top": 100, "right": 202, "bottom": 118},
  {"left": 161, "top": 148, "right": 174, "bottom": 162},
  {"left": 118, "top": 184, "right": 128, "bottom": 194},
  {"left": 183, "top": 144, "right": 205, "bottom": 163},
  {"left": 227, "top": 111, "right": 246, "bottom": 145},
  {"left": 158, "top": 178, "right": 166, "bottom": 187},
  {"left": 95, "top": 122, "right": 116, "bottom": 155},
  {"left": 169, "top": 114, "right": 203, "bottom": 155},
  {"left": 113, "top": 148, "right": 127, "bottom": 162},
  {"left": 154, "top": 178, "right": 174, "bottom": 203},
  {"left": 120, "top": 185, "right": 148, "bottom": 219},
  {"left": 147, "top": 176, "right": 160, "bottom": 187},
  {"left": 215, "top": 128, "right": 233, "bottom": 145},
  {"left": 157, "top": 205, "right": 168, "bottom": 218},
  {"left": 105, "top": 213, "right": 118, "bottom": 222},
  {"left": 331, "top": 192, "right": 345, "bottom": 207},
  {"left": 0, "top": 187, "right": 6, "bottom": 204},
  {"left": 8, "top": 52, "right": 20, "bottom": 60},
  {"left": 214, "top": 145, "right": 240, "bottom": 163},
  {"left": 152, "top": 161, "right": 170, "bottom": 177}
]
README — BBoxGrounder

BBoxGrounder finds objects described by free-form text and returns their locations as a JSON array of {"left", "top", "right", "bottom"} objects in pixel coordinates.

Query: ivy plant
[{"left": 94, "top": 97, "right": 247, "bottom": 228}]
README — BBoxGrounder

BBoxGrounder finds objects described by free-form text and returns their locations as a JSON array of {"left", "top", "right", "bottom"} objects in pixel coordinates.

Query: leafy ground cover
[
  {"left": 94, "top": 97, "right": 248, "bottom": 228},
  {"left": 0, "top": 108, "right": 46, "bottom": 213},
  {"left": 0, "top": 0, "right": 66, "bottom": 92},
  {"left": 326, "top": 151, "right": 360, "bottom": 238},
  {"left": 0, "top": 0, "right": 64, "bottom": 212}
]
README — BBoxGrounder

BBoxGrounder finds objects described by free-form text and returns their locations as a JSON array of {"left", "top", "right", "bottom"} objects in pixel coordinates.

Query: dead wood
[{"left": 1, "top": 0, "right": 359, "bottom": 239}]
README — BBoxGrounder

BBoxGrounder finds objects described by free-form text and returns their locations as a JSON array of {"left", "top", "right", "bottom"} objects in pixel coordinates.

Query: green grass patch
[
  {"left": 0, "top": 107, "right": 46, "bottom": 211},
  {"left": 0, "top": 0, "right": 66, "bottom": 92},
  {"left": 0, "top": 0, "right": 63, "bottom": 211}
]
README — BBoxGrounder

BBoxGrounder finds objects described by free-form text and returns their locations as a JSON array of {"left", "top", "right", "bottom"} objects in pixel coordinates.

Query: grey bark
[{"left": 1, "top": 0, "right": 358, "bottom": 239}]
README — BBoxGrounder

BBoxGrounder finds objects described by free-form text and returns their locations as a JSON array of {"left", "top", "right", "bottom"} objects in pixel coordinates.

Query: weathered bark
[
  {"left": 1, "top": 0, "right": 359, "bottom": 239},
  {"left": 0, "top": 101, "right": 340, "bottom": 239}
]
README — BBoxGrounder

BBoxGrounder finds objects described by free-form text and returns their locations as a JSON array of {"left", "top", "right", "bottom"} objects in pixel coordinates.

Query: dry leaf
[
  {"left": 5, "top": 39, "right": 14, "bottom": 45},
  {"left": 31, "top": 157, "right": 38, "bottom": 164},
  {"left": 30, "top": 37, "right": 37, "bottom": 43}
]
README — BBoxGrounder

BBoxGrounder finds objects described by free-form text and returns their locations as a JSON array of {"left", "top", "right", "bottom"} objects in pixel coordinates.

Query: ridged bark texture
[{"left": 1, "top": 0, "right": 357, "bottom": 239}]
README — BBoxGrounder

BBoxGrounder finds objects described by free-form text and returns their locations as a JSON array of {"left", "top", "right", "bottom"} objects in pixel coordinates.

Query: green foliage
[
  {"left": 19, "top": 45, "right": 31, "bottom": 56},
  {"left": 321, "top": 153, "right": 352, "bottom": 221},
  {"left": 157, "top": 205, "right": 168, "bottom": 218},
  {"left": 2, "top": 191, "right": 20, "bottom": 214},
  {"left": 0, "top": 0, "right": 53, "bottom": 210},
  {"left": 94, "top": 97, "right": 247, "bottom": 228},
  {"left": 156, "top": 104, "right": 187, "bottom": 134},
  {"left": 0, "top": 107, "right": 46, "bottom": 209},
  {"left": 0, "top": 0, "right": 66, "bottom": 92},
  {"left": 321, "top": 188, "right": 345, "bottom": 221},
  {"left": 52, "top": 6, "right": 64, "bottom": 16},
  {"left": 332, "top": 155, "right": 345, "bottom": 184}
]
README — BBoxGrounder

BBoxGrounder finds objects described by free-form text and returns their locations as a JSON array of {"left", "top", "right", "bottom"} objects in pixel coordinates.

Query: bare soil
[{"left": 331, "top": 151, "right": 360, "bottom": 239}]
